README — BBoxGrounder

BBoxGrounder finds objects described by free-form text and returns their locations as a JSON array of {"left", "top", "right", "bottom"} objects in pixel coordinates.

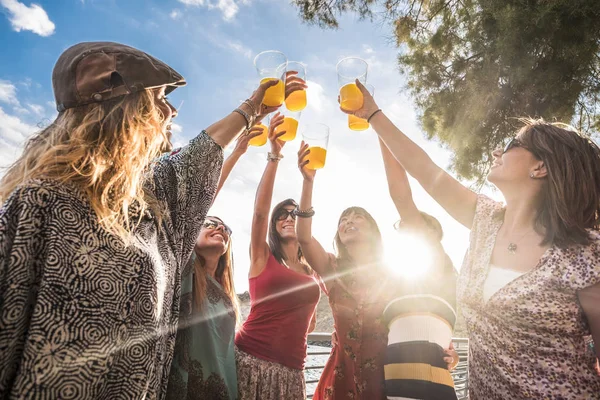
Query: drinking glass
[
  {"left": 336, "top": 57, "right": 368, "bottom": 112},
  {"left": 302, "top": 123, "right": 330, "bottom": 170},
  {"left": 254, "top": 50, "right": 287, "bottom": 107},
  {"left": 284, "top": 61, "right": 307, "bottom": 112},
  {"left": 348, "top": 84, "right": 374, "bottom": 131}
]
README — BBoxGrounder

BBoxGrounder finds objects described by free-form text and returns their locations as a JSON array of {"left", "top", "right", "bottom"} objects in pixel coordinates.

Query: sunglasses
[
  {"left": 275, "top": 209, "right": 297, "bottom": 221},
  {"left": 202, "top": 219, "right": 232, "bottom": 236}
]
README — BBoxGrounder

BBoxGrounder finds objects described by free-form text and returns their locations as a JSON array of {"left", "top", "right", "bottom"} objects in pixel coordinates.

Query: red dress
[{"left": 313, "top": 255, "right": 389, "bottom": 400}]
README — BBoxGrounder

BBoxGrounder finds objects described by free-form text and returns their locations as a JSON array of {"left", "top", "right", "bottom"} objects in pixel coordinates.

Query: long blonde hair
[
  {"left": 0, "top": 89, "right": 168, "bottom": 242},
  {"left": 193, "top": 217, "right": 241, "bottom": 325}
]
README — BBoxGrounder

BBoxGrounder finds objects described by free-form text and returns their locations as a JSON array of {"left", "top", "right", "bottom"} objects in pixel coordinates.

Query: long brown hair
[
  {"left": 193, "top": 216, "right": 240, "bottom": 324},
  {"left": 268, "top": 198, "right": 305, "bottom": 266},
  {"left": 334, "top": 206, "right": 384, "bottom": 268},
  {"left": 517, "top": 118, "right": 600, "bottom": 247},
  {"left": 0, "top": 89, "right": 168, "bottom": 243}
]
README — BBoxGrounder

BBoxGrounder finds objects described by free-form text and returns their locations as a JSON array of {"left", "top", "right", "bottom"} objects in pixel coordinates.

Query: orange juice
[
  {"left": 305, "top": 146, "right": 327, "bottom": 170},
  {"left": 248, "top": 124, "right": 268, "bottom": 146},
  {"left": 348, "top": 114, "right": 369, "bottom": 131},
  {"left": 285, "top": 89, "right": 307, "bottom": 111},
  {"left": 339, "top": 83, "right": 363, "bottom": 111},
  {"left": 275, "top": 117, "right": 298, "bottom": 142},
  {"left": 261, "top": 78, "right": 285, "bottom": 107}
]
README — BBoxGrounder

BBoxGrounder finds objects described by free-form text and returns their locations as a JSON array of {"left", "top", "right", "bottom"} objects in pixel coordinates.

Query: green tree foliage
[{"left": 292, "top": 0, "right": 600, "bottom": 182}]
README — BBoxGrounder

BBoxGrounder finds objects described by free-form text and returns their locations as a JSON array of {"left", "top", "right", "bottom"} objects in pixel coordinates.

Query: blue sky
[{"left": 0, "top": 0, "right": 494, "bottom": 292}]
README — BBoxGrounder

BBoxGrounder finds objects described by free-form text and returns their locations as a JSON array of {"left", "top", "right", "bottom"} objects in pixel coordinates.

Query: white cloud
[
  {"left": 212, "top": 0, "right": 238, "bottom": 21},
  {"left": 27, "top": 103, "right": 44, "bottom": 116},
  {"left": 0, "top": 80, "right": 19, "bottom": 105},
  {"left": 225, "top": 40, "right": 252, "bottom": 59},
  {"left": 170, "top": 123, "right": 183, "bottom": 133},
  {"left": 178, "top": 0, "right": 245, "bottom": 21},
  {"left": 12, "top": 105, "right": 29, "bottom": 114},
  {"left": 0, "top": 106, "right": 37, "bottom": 146},
  {"left": 0, "top": 0, "right": 55, "bottom": 37},
  {"left": 169, "top": 9, "right": 182, "bottom": 19}
]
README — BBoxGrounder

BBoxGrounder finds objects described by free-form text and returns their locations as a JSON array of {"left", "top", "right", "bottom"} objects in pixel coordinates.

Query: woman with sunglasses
[
  {"left": 235, "top": 113, "right": 321, "bottom": 400},
  {"left": 342, "top": 81, "right": 600, "bottom": 399},
  {"left": 166, "top": 72, "right": 307, "bottom": 400},
  {"left": 167, "top": 217, "right": 239, "bottom": 400}
]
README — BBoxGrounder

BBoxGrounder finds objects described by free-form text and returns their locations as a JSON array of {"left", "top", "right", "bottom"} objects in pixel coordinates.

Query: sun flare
[{"left": 384, "top": 231, "right": 435, "bottom": 280}]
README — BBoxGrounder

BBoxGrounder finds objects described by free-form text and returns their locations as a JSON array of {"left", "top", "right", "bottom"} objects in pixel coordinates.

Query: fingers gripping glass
[
  {"left": 275, "top": 209, "right": 297, "bottom": 221},
  {"left": 202, "top": 220, "right": 232, "bottom": 236}
]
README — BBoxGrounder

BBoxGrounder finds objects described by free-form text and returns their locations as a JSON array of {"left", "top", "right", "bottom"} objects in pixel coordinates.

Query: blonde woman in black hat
[{"left": 0, "top": 41, "right": 302, "bottom": 399}]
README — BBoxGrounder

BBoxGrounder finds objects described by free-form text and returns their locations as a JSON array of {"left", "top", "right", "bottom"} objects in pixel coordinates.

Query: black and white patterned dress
[{"left": 0, "top": 131, "right": 223, "bottom": 400}]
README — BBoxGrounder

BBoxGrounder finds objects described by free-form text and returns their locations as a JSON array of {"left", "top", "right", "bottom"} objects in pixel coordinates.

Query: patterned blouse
[
  {"left": 457, "top": 195, "right": 600, "bottom": 399},
  {"left": 313, "top": 255, "right": 389, "bottom": 400},
  {"left": 0, "top": 131, "right": 223, "bottom": 400},
  {"left": 167, "top": 256, "right": 237, "bottom": 400}
]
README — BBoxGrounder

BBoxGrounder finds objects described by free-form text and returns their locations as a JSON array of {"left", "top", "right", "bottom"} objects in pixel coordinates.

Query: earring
[{"left": 530, "top": 172, "right": 535, "bottom": 178}]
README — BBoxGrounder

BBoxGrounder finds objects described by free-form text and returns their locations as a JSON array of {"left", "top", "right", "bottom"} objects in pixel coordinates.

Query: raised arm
[
  {"left": 296, "top": 142, "right": 333, "bottom": 279},
  {"left": 249, "top": 114, "right": 286, "bottom": 277},
  {"left": 214, "top": 126, "right": 264, "bottom": 199},
  {"left": 378, "top": 137, "right": 426, "bottom": 230},
  {"left": 344, "top": 81, "right": 478, "bottom": 229}
]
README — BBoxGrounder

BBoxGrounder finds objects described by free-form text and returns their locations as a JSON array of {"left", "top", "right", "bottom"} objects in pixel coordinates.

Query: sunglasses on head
[
  {"left": 202, "top": 219, "right": 232, "bottom": 236},
  {"left": 275, "top": 209, "right": 297, "bottom": 221}
]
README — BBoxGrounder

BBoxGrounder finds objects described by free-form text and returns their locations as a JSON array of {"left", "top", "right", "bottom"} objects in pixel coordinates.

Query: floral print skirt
[{"left": 235, "top": 347, "right": 306, "bottom": 400}]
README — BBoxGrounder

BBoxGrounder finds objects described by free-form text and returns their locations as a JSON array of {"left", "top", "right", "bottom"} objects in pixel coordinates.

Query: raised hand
[
  {"left": 268, "top": 112, "right": 287, "bottom": 155},
  {"left": 248, "top": 79, "right": 281, "bottom": 124},
  {"left": 233, "top": 126, "right": 265, "bottom": 156},
  {"left": 284, "top": 70, "right": 307, "bottom": 99},
  {"left": 298, "top": 141, "right": 316, "bottom": 182},
  {"left": 338, "top": 79, "right": 379, "bottom": 120}
]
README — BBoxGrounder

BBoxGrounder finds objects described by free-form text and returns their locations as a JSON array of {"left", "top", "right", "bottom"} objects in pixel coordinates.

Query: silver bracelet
[
  {"left": 233, "top": 108, "right": 251, "bottom": 130},
  {"left": 267, "top": 152, "right": 283, "bottom": 162},
  {"left": 243, "top": 99, "right": 258, "bottom": 117}
]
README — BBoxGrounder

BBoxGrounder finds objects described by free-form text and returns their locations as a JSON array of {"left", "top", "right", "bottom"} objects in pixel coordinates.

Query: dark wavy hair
[
  {"left": 517, "top": 118, "right": 600, "bottom": 248},
  {"left": 333, "top": 206, "right": 384, "bottom": 267},
  {"left": 268, "top": 198, "right": 305, "bottom": 266}
]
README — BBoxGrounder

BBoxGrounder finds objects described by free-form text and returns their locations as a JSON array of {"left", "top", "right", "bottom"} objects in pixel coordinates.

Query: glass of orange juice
[
  {"left": 254, "top": 50, "right": 287, "bottom": 107},
  {"left": 336, "top": 57, "right": 368, "bottom": 112},
  {"left": 302, "top": 124, "right": 329, "bottom": 170},
  {"left": 272, "top": 109, "right": 300, "bottom": 142},
  {"left": 248, "top": 123, "right": 268, "bottom": 147},
  {"left": 348, "top": 84, "right": 374, "bottom": 131},
  {"left": 284, "top": 61, "right": 307, "bottom": 112}
]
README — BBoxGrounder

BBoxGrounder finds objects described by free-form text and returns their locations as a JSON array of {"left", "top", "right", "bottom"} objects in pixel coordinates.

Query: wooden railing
[{"left": 305, "top": 333, "right": 469, "bottom": 399}]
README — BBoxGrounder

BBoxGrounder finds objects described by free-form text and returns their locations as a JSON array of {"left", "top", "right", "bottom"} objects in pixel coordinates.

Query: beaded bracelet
[{"left": 294, "top": 206, "right": 315, "bottom": 218}]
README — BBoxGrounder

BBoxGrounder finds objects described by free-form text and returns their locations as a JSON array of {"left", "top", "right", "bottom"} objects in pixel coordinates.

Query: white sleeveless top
[{"left": 482, "top": 265, "right": 525, "bottom": 303}]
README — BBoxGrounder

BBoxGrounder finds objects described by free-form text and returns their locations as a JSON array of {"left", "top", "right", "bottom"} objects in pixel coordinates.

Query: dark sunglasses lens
[{"left": 276, "top": 210, "right": 296, "bottom": 221}]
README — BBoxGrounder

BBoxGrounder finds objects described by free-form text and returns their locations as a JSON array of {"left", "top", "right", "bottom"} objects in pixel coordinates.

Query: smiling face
[
  {"left": 487, "top": 137, "right": 543, "bottom": 188},
  {"left": 274, "top": 205, "right": 297, "bottom": 241},
  {"left": 337, "top": 210, "right": 374, "bottom": 246},
  {"left": 195, "top": 217, "right": 231, "bottom": 256}
]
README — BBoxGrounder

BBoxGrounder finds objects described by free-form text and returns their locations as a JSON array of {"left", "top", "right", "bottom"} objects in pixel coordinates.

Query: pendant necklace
[{"left": 507, "top": 228, "right": 535, "bottom": 254}]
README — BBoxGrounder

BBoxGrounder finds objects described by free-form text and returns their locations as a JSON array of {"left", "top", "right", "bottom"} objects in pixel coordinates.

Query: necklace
[{"left": 507, "top": 228, "right": 535, "bottom": 254}]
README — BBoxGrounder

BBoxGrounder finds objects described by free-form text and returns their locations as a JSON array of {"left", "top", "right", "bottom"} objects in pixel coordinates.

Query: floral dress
[
  {"left": 167, "top": 257, "right": 237, "bottom": 400},
  {"left": 457, "top": 195, "right": 600, "bottom": 399},
  {"left": 313, "top": 255, "right": 389, "bottom": 400}
]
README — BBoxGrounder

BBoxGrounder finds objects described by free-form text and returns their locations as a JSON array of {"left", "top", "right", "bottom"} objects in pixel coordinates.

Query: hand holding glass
[{"left": 302, "top": 124, "right": 329, "bottom": 170}]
